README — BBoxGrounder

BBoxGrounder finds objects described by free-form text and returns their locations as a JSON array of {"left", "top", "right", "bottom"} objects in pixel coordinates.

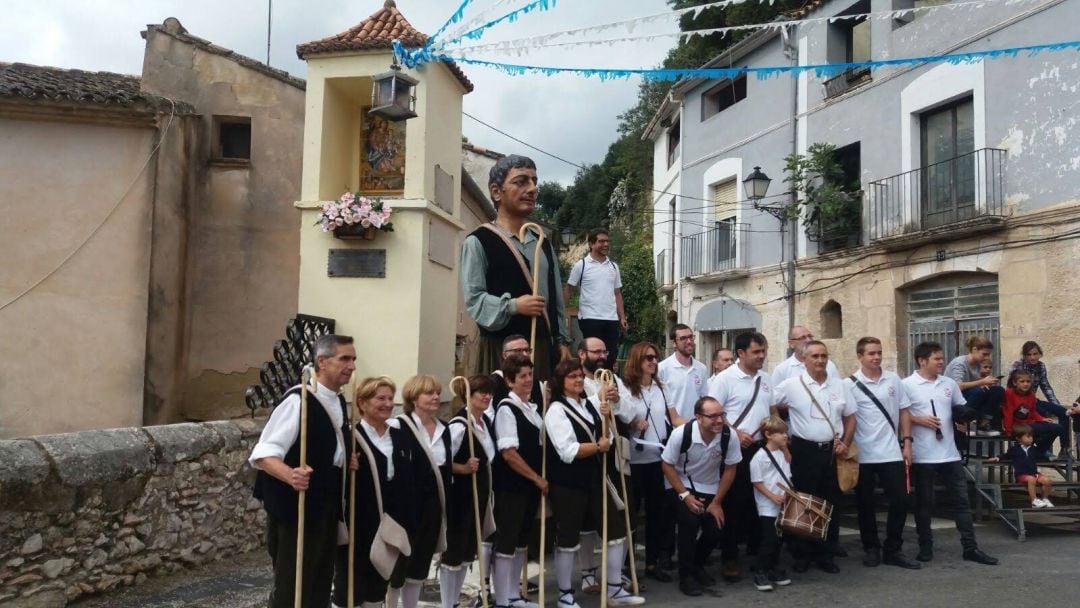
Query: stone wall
[{"left": 0, "top": 419, "right": 266, "bottom": 607}]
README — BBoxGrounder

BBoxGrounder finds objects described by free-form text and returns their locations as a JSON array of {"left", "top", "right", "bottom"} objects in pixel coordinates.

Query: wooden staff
[
  {"left": 597, "top": 369, "right": 613, "bottom": 608},
  {"left": 517, "top": 222, "right": 546, "bottom": 357},
  {"left": 606, "top": 388, "right": 639, "bottom": 595},
  {"left": 537, "top": 380, "right": 549, "bottom": 608},
  {"left": 347, "top": 374, "right": 357, "bottom": 608},
  {"left": 295, "top": 365, "right": 313, "bottom": 608},
  {"left": 451, "top": 376, "right": 489, "bottom": 608}
]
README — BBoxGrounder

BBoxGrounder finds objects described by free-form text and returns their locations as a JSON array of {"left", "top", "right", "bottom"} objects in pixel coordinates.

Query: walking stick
[
  {"left": 597, "top": 369, "right": 613, "bottom": 608},
  {"left": 295, "top": 365, "right": 314, "bottom": 608},
  {"left": 537, "top": 381, "right": 548, "bottom": 608},
  {"left": 347, "top": 378, "right": 357, "bottom": 608},
  {"left": 451, "top": 377, "right": 489, "bottom": 608},
  {"left": 517, "top": 222, "right": 546, "bottom": 358},
  {"left": 606, "top": 392, "right": 639, "bottom": 595}
]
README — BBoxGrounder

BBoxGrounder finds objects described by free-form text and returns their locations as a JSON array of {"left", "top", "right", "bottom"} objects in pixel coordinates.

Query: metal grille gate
[{"left": 906, "top": 282, "right": 999, "bottom": 375}]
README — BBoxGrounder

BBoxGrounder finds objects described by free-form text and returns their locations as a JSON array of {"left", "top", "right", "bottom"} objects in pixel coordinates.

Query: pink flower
[
  {"left": 340, "top": 192, "right": 355, "bottom": 205},
  {"left": 361, "top": 219, "right": 372, "bottom": 228},
  {"left": 368, "top": 214, "right": 383, "bottom": 228},
  {"left": 335, "top": 217, "right": 344, "bottom": 226}
]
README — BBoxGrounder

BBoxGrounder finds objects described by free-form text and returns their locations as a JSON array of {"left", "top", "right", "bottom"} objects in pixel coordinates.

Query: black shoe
[
  {"left": 816, "top": 559, "right": 840, "bottom": 574},
  {"left": 916, "top": 546, "right": 933, "bottom": 562},
  {"left": 768, "top": 570, "right": 791, "bottom": 586},
  {"left": 658, "top": 553, "right": 675, "bottom": 571},
  {"left": 792, "top": 558, "right": 810, "bottom": 573},
  {"left": 527, "top": 581, "right": 539, "bottom": 595},
  {"left": 691, "top": 565, "right": 715, "bottom": 586},
  {"left": 702, "top": 554, "right": 715, "bottom": 566},
  {"left": 862, "top": 548, "right": 881, "bottom": 567},
  {"left": 644, "top": 566, "right": 673, "bottom": 583},
  {"left": 882, "top": 552, "right": 922, "bottom": 570},
  {"left": 962, "top": 548, "right": 998, "bottom": 565},
  {"left": 832, "top": 546, "right": 849, "bottom": 558},
  {"left": 752, "top": 573, "right": 774, "bottom": 592},
  {"left": 720, "top": 560, "right": 741, "bottom": 583},
  {"left": 679, "top": 576, "right": 703, "bottom": 597}
]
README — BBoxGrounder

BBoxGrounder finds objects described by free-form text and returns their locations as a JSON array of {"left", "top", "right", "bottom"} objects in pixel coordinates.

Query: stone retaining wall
[{"left": 0, "top": 419, "right": 267, "bottom": 607}]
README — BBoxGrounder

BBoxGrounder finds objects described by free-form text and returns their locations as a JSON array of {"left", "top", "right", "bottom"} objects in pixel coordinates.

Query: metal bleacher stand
[{"left": 964, "top": 433, "right": 1080, "bottom": 541}]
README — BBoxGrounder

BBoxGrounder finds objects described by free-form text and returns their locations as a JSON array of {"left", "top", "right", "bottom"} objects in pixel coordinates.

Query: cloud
[{"left": 0, "top": 0, "right": 676, "bottom": 184}]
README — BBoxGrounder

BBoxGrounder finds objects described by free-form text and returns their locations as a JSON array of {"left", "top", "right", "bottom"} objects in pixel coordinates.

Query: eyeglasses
[
  {"left": 644, "top": 354, "right": 658, "bottom": 362},
  {"left": 503, "top": 347, "right": 532, "bottom": 355},
  {"left": 586, "top": 349, "right": 609, "bottom": 356},
  {"left": 676, "top": 335, "right": 695, "bottom": 342},
  {"left": 791, "top": 334, "right": 813, "bottom": 341},
  {"left": 698, "top": 412, "right": 726, "bottom": 420}
]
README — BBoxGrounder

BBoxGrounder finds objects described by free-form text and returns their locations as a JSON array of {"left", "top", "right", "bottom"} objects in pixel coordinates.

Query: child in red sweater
[{"left": 1003, "top": 370, "right": 1067, "bottom": 459}]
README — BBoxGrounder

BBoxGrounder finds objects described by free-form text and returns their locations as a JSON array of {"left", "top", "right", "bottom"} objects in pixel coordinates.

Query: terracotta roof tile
[
  {"left": 297, "top": 0, "right": 473, "bottom": 93},
  {"left": 0, "top": 62, "right": 191, "bottom": 112}
]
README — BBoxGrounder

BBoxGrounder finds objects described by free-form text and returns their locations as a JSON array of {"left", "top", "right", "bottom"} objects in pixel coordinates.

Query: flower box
[{"left": 316, "top": 192, "right": 394, "bottom": 240}]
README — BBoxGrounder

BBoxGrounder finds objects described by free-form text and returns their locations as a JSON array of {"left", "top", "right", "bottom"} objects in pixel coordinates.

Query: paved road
[{"left": 71, "top": 510, "right": 1080, "bottom": 608}]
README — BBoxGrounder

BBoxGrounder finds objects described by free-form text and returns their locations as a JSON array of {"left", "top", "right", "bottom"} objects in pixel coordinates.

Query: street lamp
[
  {"left": 742, "top": 166, "right": 772, "bottom": 201},
  {"left": 369, "top": 64, "right": 419, "bottom": 121},
  {"left": 559, "top": 228, "right": 575, "bottom": 250}
]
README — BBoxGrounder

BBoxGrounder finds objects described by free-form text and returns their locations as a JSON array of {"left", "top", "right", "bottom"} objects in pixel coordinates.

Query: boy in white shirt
[{"left": 749, "top": 416, "right": 794, "bottom": 592}]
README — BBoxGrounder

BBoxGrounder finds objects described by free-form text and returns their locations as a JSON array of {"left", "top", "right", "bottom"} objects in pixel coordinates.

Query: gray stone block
[
  {"left": 144, "top": 423, "right": 223, "bottom": 463},
  {"left": 0, "top": 440, "right": 51, "bottom": 484},
  {"left": 203, "top": 421, "right": 243, "bottom": 451},
  {"left": 35, "top": 429, "right": 154, "bottom": 486}
]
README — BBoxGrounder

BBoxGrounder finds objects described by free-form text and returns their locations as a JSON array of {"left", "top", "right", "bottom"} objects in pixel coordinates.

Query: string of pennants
[{"left": 399, "top": 0, "right": 1080, "bottom": 81}]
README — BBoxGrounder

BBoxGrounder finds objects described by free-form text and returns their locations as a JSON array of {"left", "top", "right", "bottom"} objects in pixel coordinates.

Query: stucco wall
[
  {"left": 140, "top": 28, "right": 306, "bottom": 421},
  {"left": 0, "top": 116, "right": 157, "bottom": 438}
]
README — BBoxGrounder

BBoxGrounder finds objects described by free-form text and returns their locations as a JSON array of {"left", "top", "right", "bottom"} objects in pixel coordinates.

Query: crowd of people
[{"left": 246, "top": 153, "right": 1080, "bottom": 607}]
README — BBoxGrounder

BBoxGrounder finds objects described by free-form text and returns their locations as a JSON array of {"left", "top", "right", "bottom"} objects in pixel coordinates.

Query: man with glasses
[
  {"left": 770, "top": 325, "right": 840, "bottom": 389},
  {"left": 772, "top": 341, "right": 855, "bottom": 574},
  {"left": 661, "top": 396, "right": 741, "bottom": 596},
  {"left": 490, "top": 334, "right": 543, "bottom": 409},
  {"left": 566, "top": 228, "right": 626, "bottom": 370},
  {"left": 658, "top": 324, "right": 708, "bottom": 422}
]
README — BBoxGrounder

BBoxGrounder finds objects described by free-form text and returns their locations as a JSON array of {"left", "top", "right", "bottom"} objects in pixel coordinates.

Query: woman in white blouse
[
  {"left": 618, "top": 342, "right": 678, "bottom": 583},
  {"left": 440, "top": 375, "right": 498, "bottom": 608},
  {"left": 333, "top": 376, "right": 414, "bottom": 608},
  {"left": 391, "top": 375, "right": 451, "bottom": 608},
  {"left": 545, "top": 359, "right": 644, "bottom": 607}
]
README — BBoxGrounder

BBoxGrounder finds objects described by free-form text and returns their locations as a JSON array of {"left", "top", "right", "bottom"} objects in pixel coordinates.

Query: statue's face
[{"left": 491, "top": 167, "right": 538, "bottom": 217}]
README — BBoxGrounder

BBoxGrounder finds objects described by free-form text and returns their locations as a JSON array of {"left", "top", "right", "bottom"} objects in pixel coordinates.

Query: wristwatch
[{"left": 678, "top": 490, "right": 691, "bottom": 501}]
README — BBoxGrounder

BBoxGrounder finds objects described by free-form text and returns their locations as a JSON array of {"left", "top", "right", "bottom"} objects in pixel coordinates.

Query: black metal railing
[
  {"left": 680, "top": 222, "right": 748, "bottom": 278},
  {"left": 245, "top": 314, "right": 336, "bottom": 415},
  {"left": 810, "top": 192, "right": 863, "bottom": 253},
  {"left": 823, "top": 66, "right": 872, "bottom": 98},
  {"left": 868, "top": 148, "right": 1005, "bottom": 241}
]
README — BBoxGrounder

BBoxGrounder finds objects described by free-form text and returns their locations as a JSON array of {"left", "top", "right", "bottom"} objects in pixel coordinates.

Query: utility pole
[{"left": 266, "top": 0, "right": 272, "bottom": 65}]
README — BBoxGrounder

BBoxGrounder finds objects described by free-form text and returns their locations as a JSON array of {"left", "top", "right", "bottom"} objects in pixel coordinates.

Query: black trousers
[
  {"left": 754, "top": 517, "right": 784, "bottom": 574},
  {"left": 856, "top": 460, "right": 909, "bottom": 554},
  {"left": 578, "top": 318, "right": 621, "bottom": 370},
  {"left": 675, "top": 490, "right": 723, "bottom": 576},
  {"left": 720, "top": 442, "right": 761, "bottom": 564},
  {"left": 630, "top": 461, "right": 675, "bottom": 567},
  {"left": 912, "top": 460, "right": 978, "bottom": 552},
  {"left": 789, "top": 437, "right": 841, "bottom": 560},
  {"left": 266, "top": 499, "right": 339, "bottom": 608}
]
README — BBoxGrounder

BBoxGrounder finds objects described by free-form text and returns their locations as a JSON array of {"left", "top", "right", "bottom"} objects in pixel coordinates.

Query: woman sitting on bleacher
[
  {"left": 986, "top": 424, "right": 1055, "bottom": 508},
  {"left": 1002, "top": 369, "right": 1066, "bottom": 460}
]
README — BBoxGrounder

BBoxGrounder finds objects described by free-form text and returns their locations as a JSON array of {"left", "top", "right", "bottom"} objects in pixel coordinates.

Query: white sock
[
  {"left": 494, "top": 554, "right": 514, "bottom": 607},
  {"left": 480, "top": 542, "right": 493, "bottom": 592},
  {"left": 401, "top": 580, "right": 422, "bottom": 608},
  {"left": 579, "top": 532, "right": 598, "bottom": 572},
  {"left": 386, "top": 587, "right": 400, "bottom": 608},
  {"left": 511, "top": 549, "right": 527, "bottom": 599},
  {"left": 440, "top": 565, "right": 464, "bottom": 608},
  {"left": 606, "top": 541, "right": 627, "bottom": 597},
  {"left": 362, "top": 603, "right": 385, "bottom": 608},
  {"left": 554, "top": 548, "right": 576, "bottom": 593}
]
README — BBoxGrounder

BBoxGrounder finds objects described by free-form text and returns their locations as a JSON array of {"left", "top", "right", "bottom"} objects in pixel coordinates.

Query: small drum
[{"left": 776, "top": 490, "right": 834, "bottom": 541}]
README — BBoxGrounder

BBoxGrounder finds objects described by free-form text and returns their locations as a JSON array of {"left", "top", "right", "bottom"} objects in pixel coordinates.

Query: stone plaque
[{"left": 327, "top": 249, "right": 386, "bottom": 278}]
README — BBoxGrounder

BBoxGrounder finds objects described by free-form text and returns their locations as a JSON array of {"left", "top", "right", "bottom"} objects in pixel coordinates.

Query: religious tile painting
[{"left": 359, "top": 108, "right": 406, "bottom": 193}]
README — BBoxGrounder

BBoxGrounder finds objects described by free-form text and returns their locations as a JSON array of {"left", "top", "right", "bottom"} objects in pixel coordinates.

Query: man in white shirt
[
  {"left": 710, "top": 348, "right": 735, "bottom": 380},
  {"left": 661, "top": 396, "right": 741, "bottom": 597},
  {"left": 565, "top": 228, "right": 626, "bottom": 370},
  {"left": 903, "top": 342, "right": 998, "bottom": 566},
  {"left": 658, "top": 324, "right": 709, "bottom": 421},
  {"left": 770, "top": 325, "right": 840, "bottom": 388},
  {"left": 772, "top": 341, "right": 855, "bottom": 574},
  {"left": 842, "top": 337, "right": 920, "bottom": 570},
  {"left": 250, "top": 335, "right": 357, "bottom": 608},
  {"left": 707, "top": 331, "right": 774, "bottom": 581}
]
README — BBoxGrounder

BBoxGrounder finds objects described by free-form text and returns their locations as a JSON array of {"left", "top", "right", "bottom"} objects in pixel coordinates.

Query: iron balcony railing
[
  {"left": 810, "top": 192, "right": 863, "bottom": 254},
  {"left": 680, "top": 222, "right": 748, "bottom": 278},
  {"left": 823, "top": 66, "right": 872, "bottom": 99},
  {"left": 868, "top": 148, "right": 1005, "bottom": 241}
]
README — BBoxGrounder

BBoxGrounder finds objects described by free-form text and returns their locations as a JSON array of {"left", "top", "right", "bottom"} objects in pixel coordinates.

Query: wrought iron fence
[
  {"left": 823, "top": 66, "right": 872, "bottom": 99},
  {"left": 245, "top": 314, "right": 336, "bottom": 415},
  {"left": 679, "top": 222, "right": 748, "bottom": 278},
  {"left": 869, "top": 148, "right": 1005, "bottom": 240},
  {"left": 810, "top": 192, "right": 863, "bottom": 253}
]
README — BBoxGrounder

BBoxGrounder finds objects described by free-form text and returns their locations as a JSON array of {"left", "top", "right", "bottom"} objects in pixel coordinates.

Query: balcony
[
  {"left": 810, "top": 192, "right": 863, "bottom": 254},
  {"left": 868, "top": 148, "right": 1006, "bottom": 245},
  {"left": 823, "top": 66, "right": 872, "bottom": 99},
  {"left": 655, "top": 249, "right": 674, "bottom": 292},
  {"left": 680, "top": 222, "right": 749, "bottom": 280}
]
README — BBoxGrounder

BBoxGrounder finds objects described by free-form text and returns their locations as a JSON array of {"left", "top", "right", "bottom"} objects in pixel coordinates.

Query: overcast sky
[{"left": 0, "top": 0, "right": 678, "bottom": 184}]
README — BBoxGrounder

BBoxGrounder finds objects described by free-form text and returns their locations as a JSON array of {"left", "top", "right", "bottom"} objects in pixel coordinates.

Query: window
[
  {"left": 905, "top": 278, "right": 999, "bottom": 375},
  {"left": 701, "top": 75, "right": 747, "bottom": 121},
  {"left": 666, "top": 119, "right": 681, "bottom": 169},
  {"left": 213, "top": 116, "right": 251, "bottom": 161},
  {"left": 824, "top": 0, "right": 872, "bottom": 98},
  {"left": 816, "top": 143, "right": 862, "bottom": 253},
  {"left": 920, "top": 97, "right": 975, "bottom": 227}
]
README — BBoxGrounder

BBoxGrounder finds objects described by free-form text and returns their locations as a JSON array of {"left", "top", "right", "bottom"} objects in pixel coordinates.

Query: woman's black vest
[
  {"left": 397, "top": 415, "right": 452, "bottom": 506},
  {"left": 351, "top": 423, "right": 416, "bottom": 536},
  {"left": 546, "top": 397, "right": 602, "bottom": 492},
  {"left": 253, "top": 385, "right": 348, "bottom": 523},
  {"left": 448, "top": 409, "right": 494, "bottom": 517},
  {"left": 491, "top": 398, "right": 542, "bottom": 493}
]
